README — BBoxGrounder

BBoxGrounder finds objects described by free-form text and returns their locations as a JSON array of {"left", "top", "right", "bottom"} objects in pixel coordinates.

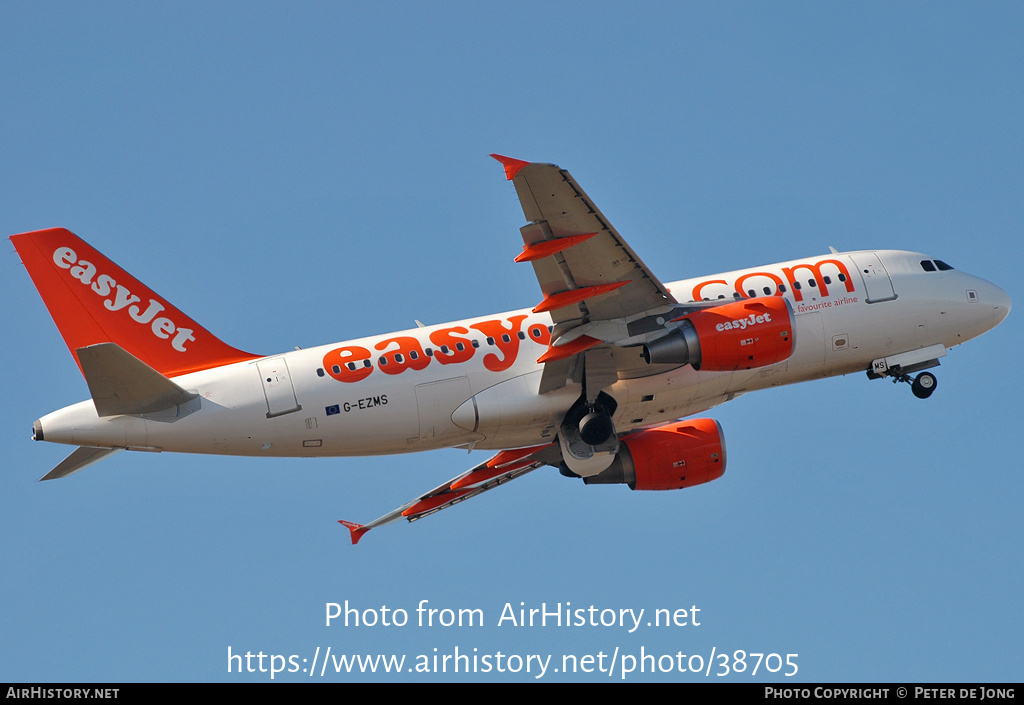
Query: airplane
[{"left": 10, "top": 155, "right": 1011, "bottom": 544}]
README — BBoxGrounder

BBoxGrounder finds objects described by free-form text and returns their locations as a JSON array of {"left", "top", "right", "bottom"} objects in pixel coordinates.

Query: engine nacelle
[
  {"left": 642, "top": 296, "right": 795, "bottom": 371},
  {"left": 584, "top": 418, "right": 726, "bottom": 491}
]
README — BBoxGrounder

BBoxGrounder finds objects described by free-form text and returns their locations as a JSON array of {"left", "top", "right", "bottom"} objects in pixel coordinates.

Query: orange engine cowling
[
  {"left": 642, "top": 296, "right": 795, "bottom": 371},
  {"left": 583, "top": 418, "right": 726, "bottom": 491}
]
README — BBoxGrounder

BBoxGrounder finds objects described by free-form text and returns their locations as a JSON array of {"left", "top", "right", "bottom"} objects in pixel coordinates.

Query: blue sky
[{"left": 1, "top": 2, "right": 1021, "bottom": 682}]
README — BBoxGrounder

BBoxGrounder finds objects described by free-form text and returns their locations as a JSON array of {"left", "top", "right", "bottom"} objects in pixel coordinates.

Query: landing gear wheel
[
  {"left": 911, "top": 372, "right": 937, "bottom": 399},
  {"left": 579, "top": 410, "right": 615, "bottom": 446}
]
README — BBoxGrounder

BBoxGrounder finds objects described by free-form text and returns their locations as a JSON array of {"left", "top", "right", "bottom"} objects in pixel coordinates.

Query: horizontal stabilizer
[
  {"left": 40, "top": 446, "right": 122, "bottom": 481},
  {"left": 78, "top": 342, "right": 198, "bottom": 417}
]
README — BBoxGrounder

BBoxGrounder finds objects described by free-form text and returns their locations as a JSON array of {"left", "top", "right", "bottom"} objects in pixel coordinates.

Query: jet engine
[
  {"left": 583, "top": 418, "right": 726, "bottom": 490},
  {"left": 642, "top": 297, "right": 795, "bottom": 371}
]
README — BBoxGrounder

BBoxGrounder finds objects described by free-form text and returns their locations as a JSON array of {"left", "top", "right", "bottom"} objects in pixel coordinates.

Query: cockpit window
[{"left": 922, "top": 259, "right": 955, "bottom": 272}]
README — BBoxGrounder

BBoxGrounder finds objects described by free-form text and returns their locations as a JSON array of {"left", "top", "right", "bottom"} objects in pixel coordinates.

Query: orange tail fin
[{"left": 11, "top": 228, "right": 259, "bottom": 377}]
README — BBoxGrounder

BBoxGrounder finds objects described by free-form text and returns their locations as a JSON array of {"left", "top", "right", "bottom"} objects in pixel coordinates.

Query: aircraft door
[
  {"left": 257, "top": 358, "right": 302, "bottom": 418},
  {"left": 848, "top": 252, "right": 897, "bottom": 303}
]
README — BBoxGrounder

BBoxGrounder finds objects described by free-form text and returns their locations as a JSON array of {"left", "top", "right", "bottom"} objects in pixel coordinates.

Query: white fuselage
[{"left": 36, "top": 250, "right": 1010, "bottom": 459}]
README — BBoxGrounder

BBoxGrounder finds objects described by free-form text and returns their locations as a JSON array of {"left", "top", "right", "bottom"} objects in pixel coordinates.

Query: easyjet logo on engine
[
  {"left": 716, "top": 312, "right": 771, "bottom": 332},
  {"left": 322, "top": 315, "right": 553, "bottom": 383},
  {"left": 52, "top": 246, "right": 195, "bottom": 352}
]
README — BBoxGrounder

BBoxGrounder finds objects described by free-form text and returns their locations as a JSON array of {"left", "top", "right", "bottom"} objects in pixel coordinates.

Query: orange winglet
[
  {"left": 514, "top": 233, "right": 598, "bottom": 263},
  {"left": 537, "top": 335, "right": 601, "bottom": 363},
  {"left": 533, "top": 281, "right": 629, "bottom": 313},
  {"left": 490, "top": 154, "right": 530, "bottom": 181},
  {"left": 401, "top": 490, "right": 472, "bottom": 518},
  {"left": 338, "top": 520, "right": 369, "bottom": 545}
]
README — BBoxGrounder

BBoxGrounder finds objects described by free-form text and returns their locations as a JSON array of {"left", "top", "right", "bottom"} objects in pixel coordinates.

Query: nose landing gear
[
  {"left": 867, "top": 367, "right": 938, "bottom": 399},
  {"left": 910, "top": 371, "right": 937, "bottom": 399},
  {"left": 867, "top": 345, "right": 945, "bottom": 400}
]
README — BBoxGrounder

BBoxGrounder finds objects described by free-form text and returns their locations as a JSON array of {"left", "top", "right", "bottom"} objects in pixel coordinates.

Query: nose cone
[{"left": 991, "top": 283, "right": 1012, "bottom": 327}]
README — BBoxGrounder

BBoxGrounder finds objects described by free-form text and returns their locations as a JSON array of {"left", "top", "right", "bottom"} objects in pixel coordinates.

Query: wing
[
  {"left": 339, "top": 443, "right": 558, "bottom": 544},
  {"left": 341, "top": 157, "right": 694, "bottom": 543},
  {"left": 492, "top": 155, "right": 686, "bottom": 392},
  {"left": 494, "top": 155, "right": 676, "bottom": 321}
]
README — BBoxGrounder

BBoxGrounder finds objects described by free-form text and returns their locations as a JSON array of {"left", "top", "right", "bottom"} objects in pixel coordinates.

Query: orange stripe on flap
[
  {"left": 514, "top": 233, "right": 598, "bottom": 263},
  {"left": 402, "top": 490, "right": 472, "bottom": 518},
  {"left": 537, "top": 335, "right": 601, "bottom": 363},
  {"left": 450, "top": 460, "right": 535, "bottom": 490},
  {"left": 486, "top": 443, "right": 552, "bottom": 468},
  {"left": 533, "top": 281, "right": 629, "bottom": 313}
]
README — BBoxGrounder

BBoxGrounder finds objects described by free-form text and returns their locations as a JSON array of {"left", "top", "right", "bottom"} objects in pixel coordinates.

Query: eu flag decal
[{"left": 325, "top": 404, "right": 341, "bottom": 416}]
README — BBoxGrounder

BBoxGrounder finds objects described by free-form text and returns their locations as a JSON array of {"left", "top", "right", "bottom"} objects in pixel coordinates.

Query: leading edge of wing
[{"left": 339, "top": 444, "right": 555, "bottom": 545}]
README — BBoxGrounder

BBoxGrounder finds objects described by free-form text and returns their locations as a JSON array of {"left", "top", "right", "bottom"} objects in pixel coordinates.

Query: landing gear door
[
  {"left": 848, "top": 252, "right": 897, "bottom": 303},
  {"left": 257, "top": 358, "right": 302, "bottom": 418}
]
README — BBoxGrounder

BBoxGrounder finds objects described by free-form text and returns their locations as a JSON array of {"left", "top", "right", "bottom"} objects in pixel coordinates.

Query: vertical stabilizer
[{"left": 10, "top": 228, "right": 259, "bottom": 377}]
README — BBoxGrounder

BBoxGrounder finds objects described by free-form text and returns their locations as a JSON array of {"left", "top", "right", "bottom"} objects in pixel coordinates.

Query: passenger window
[{"left": 317, "top": 368, "right": 325, "bottom": 377}]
